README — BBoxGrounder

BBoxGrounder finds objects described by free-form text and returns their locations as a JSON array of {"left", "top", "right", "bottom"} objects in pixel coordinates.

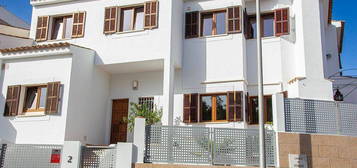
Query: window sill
[
  {"left": 44, "top": 38, "right": 73, "bottom": 43},
  {"left": 17, "top": 112, "right": 46, "bottom": 118},
  {"left": 109, "top": 29, "right": 148, "bottom": 39}
]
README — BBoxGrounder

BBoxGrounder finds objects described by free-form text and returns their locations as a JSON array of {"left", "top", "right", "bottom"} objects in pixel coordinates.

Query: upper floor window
[
  {"left": 201, "top": 11, "right": 226, "bottom": 37},
  {"left": 247, "top": 13, "right": 274, "bottom": 39},
  {"left": 185, "top": 7, "right": 289, "bottom": 39},
  {"left": 103, "top": 0, "right": 158, "bottom": 34},
  {"left": 120, "top": 6, "right": 145, "bottom": 32},
  {"left": 51, "top": 15, "right": 73, "bottom": 40},
  {"left": 35, "top": 12, "right": 86, "bottom": 41},
  {"left": 23, "top": 86, "right": 47, "bottom": 112},
  {"left": 246, "top": 9, "right": 289, "bottom": 39}
]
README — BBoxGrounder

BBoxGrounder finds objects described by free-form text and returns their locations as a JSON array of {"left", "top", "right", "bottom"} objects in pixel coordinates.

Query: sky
[{"left": 0, "top": 0, "right": 356, "bottom": 76}]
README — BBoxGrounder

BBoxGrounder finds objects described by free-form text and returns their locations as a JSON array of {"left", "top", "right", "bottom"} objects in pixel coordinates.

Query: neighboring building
[
  {"left": 0, "top": 0, "right": 346, "bottom": 145},
  {"left": 0, "top": 6, "right": 33, "bottom": 49}
]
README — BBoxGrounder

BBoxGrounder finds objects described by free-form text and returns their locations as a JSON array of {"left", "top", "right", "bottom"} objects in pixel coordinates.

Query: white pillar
[
  {"left": 116, "top": 143, "right": 133, "bottom": 168},
  {"left": 162, "top": 57, "right": 175, "bottom": 126},
  {"left": 272, "top": 93, "right": 285, "bottom": 132},
  {"left": 61, "top": 141, "right": 82, "bottom": 168},
  {"left": 133, "top": 117, "right": 146, "bottom": 163}
]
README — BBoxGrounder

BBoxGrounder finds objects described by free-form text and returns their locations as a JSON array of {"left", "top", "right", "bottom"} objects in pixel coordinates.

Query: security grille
[
  {"left": 285, "top": 98, "right": 357, "bottom": 136},
  {"left": 81, "top": 146, "right": 116, "bottom": 168},
  {"left": 0, "top": 144, "right": 62, "bottom": 168},
  {"left": 139, "top": 97, "right": 154, "bottom": 111},
  {"left": 145, "top": 125, "right": 276, "bottom": 166}
]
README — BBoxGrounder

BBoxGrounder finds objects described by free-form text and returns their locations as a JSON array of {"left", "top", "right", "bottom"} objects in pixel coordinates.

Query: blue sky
[{"left": 1, "top": 0, "right": 356, "bottom": 76}]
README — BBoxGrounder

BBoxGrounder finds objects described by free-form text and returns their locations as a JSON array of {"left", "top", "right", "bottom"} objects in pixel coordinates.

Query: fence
[
  {"left": 144, "top": 125, "right": 276, "bottom": 166},
  {"left": 284, "top": 98, "right": 357, "bottom": 136},
  {"left": 81, "top": 146, "right": 117, "bottom": 168},
  {"left": 0, "top": 144, "right": 62, "bottom": 168}
]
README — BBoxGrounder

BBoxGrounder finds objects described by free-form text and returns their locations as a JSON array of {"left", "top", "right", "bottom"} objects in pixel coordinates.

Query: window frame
[
  {"left": 23, "top": 85, "right": 47, "bottom": 113},
  {"left": 50, "top": 15, "right": 73, "bottom": 40},
  {"left": 119, "top": 5, "right": 145, "bottom": 32},
  {"left": 200, "top": 10, "right": 227, "bottom": 37},
  {"left": 199, "top": 93, "right": 228, "bottom": 123},
  {"left": 247, "top": 12, "right": 275, "bottom": 39},
  {"left": 248, "top": 95, "right": 273, "bottom": 125}
]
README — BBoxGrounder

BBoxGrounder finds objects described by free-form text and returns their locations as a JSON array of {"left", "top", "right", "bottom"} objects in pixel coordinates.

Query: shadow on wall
[
  {"left": 0, "top": 69, "right": 17, "bottom": 143},
  {"left": 299, "top": 134, "right": 313, "bottom": 167}
]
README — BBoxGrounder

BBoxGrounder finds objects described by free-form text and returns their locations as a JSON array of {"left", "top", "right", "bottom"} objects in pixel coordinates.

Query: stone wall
[{"left": 278, "top": 132, "right": 357, "bottom": 168}]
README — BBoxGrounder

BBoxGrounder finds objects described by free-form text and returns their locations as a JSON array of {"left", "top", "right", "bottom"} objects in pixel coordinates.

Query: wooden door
[{"left": 110, "top": 99, "right": 129, "bottom": 144}]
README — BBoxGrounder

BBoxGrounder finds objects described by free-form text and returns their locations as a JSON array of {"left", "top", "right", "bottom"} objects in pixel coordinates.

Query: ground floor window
[
  {"left": 200, "top": 94, "right": 227, "bottom": 122},
  {"left": 139, "top": 97, "right": 154, "bottom": 111},
  {"left": 249, "top": 96, "right": 273, "bottom": 124},
  {"left": 23, "top": 86, "right": 47, "bottom": 112}
]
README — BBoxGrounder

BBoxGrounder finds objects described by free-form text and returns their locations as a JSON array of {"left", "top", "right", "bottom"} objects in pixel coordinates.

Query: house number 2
[{"left": 67, "top": 156, "right": 73, "bottom": 163}]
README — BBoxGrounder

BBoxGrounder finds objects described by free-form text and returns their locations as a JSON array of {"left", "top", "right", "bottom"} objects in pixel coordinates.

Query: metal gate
[
  {"left": 145, "top": 125, "right": 276, "bottom": 166},
  {"left": 81, "top": 146, "right": 116, "bottom": 168}
]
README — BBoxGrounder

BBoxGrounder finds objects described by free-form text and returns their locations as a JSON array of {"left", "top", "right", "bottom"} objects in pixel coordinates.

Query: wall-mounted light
[
  {"left": 132, "top": 80, "right": 139, "bottom": 90},
  {"left": 334, "top": 89, "right": 344, "bottom": 102}
]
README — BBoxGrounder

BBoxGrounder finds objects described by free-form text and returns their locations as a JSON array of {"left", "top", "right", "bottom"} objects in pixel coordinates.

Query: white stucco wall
[
  {"left": 64, "top": 47, "right": 110, "bottom": 145},
  {"left": 0, "top": 55, "right": 73, "bottom": 144}
]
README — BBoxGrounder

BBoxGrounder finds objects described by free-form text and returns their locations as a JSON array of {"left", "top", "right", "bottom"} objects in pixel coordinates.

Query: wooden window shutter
[
  {"left": 227, "top": 91, "right": 243, "bottom": 122},
  {"left": 243, "top": 9, "right": 249, "bottom": 38},
  {"left": 72, "top": 12, "right": 86, "bottom": 38},
  {"left": 245, "top": 93, "right": 251, "bottom": 123},
  {"left": 45, "top": 82, "right": 61, "bottom": 115},
  {"left": 104, "top": 7, "right": 118, "bottom": 34},
  {"left": 144, "top": 1, "right": 159, "bottom": 29},
  {"left": 227, "top": 6, "right": 241, "bottom": 33},
  {"left": 183, "top": 94, "right": 198, "bottom": 123},
  {"left": 185, "top": 11, "right": 199, "bottom": 39},
  {"left": 35, "top": 16, "right": 49, "bottom": 41},
  {"left": 4, "top": 85, "right": 21, "bottom": 117},
  {"left": 275, "top": 8, "right": 289, "bottom": 36}
]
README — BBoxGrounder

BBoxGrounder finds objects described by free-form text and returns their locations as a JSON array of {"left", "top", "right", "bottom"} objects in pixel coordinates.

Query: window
[
  {"left": 201, "top": 11, "right": 226, "bottom": 37},
  {"left": 51, "top": 16, "right": 73, "bottom": 40},
  {"left": 247, "top": 13, "right": 274, "bottom": 39},
  {"left": 138, "top": 97, "right": 154, "bottom": 111},
  {"left": 23, "top": 86, "right": 47, "bottom": 112},
  {"left": 103, "top": 1, "right": 158, "bottom": 34},
  {"left": 200, "top": 94, "right": 227, "bottom": 122},
  {"left": 249, "top": 96, "right": 273, "bottom": 125},
  {"left": 4, "top": 82, "right": 61, "bottom": 117},
  {"left": 120, "top": 6, "right": 144, "bottom": 32}
]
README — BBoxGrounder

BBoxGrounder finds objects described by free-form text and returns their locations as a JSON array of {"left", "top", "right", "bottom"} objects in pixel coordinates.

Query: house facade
[{"left": 0, "top": 0, "right": 345, "bottom": 145}]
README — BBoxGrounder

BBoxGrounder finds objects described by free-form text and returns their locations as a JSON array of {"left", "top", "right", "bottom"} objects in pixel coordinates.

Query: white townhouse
[{"left": 0, "top": 0, "right": 345, "bottom": 145}]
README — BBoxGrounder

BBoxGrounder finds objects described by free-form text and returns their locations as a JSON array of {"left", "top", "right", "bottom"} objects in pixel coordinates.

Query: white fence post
[
  {"left": 116, "top": 143, "right": 133, "bottom": 168},
  {"left": 61, "top": 141, "right": 82, "bottom": 168},
  {"left": 272, "top": 93, "right": 285, "bottom": 132},
  {"left": 133, "top": 117, "right": 146, "bottom": 164}
]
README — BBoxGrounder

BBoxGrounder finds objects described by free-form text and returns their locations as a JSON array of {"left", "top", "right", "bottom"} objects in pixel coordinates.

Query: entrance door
[{"left": 110, "top": 99, "right": 129, "bottom": 144}]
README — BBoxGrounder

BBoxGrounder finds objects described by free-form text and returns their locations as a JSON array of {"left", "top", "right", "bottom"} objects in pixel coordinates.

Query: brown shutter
[
  {"left": 4, "top": 85, "right": 21, "bottom": 117},
  {"left": 227, "top": 6, "right": 241, "bottom": 34},
  {"left": 227, "top": 91, "right": 243, "bottom": 122},
  {"left": 45, "top": 82, "right": 61, "bottom": 115},
  {"left": 275, "top": 8, "right": 289, "bottom": 36},
  {"left": 104, "top": 7, "right": 118, "bottom": 34},
  {"left": 243, "top": 9, "right": 249, "bottom": 38},
  {"left": 72, "top": 12, "right": 86, "bottom": 38},
  {"left": 183, "top": 94, "right": 198, "bottom": 123},
  {"left": 245, "top": 93, "right": 251, "bottom": 123},
  {"left": 144, "top": 1, "right": 159, "bottom": 29},
  {"left": 185, "top": 11, "right": 199, "bottom": 39},
  {"left": 36, "top": 16, "right": 49, "bottom": 41}
]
